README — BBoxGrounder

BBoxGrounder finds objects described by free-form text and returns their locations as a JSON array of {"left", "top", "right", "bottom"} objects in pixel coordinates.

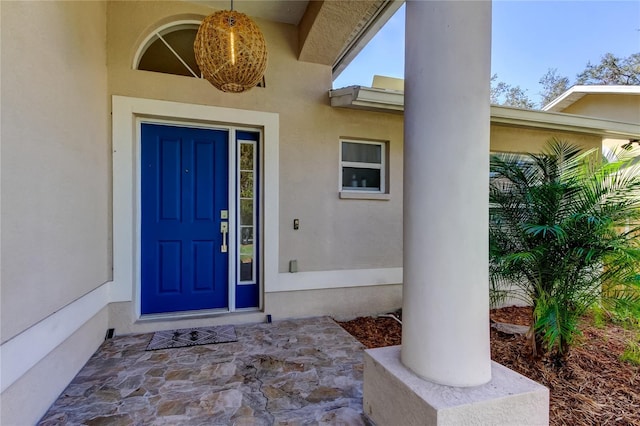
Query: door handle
[{"left": 220, "top": 222, "right": 228, "bottom": 253}]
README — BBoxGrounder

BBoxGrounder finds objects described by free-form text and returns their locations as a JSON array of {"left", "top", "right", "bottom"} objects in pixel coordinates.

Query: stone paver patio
[{"left": 38, "top": 317, "right": 369, "bottom": 425}]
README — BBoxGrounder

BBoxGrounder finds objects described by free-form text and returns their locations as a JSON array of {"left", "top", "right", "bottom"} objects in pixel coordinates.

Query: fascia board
[{"left": 329, "top": 86, "right": 404, "bottom": 112}]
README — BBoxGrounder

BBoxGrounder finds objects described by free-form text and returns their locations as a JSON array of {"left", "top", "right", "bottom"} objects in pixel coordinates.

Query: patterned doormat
[{"left": 146, "top": 325, "right": 237, "bottom": 350}]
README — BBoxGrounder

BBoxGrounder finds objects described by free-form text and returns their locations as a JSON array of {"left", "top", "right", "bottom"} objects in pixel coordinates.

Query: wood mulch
[{"left": 337, "top": 307, "right": 640, "bottom": 426}]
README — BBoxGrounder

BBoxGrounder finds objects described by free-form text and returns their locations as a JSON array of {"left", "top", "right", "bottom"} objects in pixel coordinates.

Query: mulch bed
[{"left": 338, "top": 307, "right": 640, "bottom": 426}]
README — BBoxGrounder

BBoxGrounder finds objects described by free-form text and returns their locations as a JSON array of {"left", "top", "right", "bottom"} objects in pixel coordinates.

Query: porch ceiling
[
  {"left": 186, "top": 0, "right": 310, "bottom": 25},
  {"left": 298, "top": 0, "right": 401, "bottom": 77},
  {"left": 186, "top": 0, "right": 404, "bottom": 79}
]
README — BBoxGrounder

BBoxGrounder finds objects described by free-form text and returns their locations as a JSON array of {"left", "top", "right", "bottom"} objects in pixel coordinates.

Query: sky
[{"left": 333, "top": 1, "right": 640, "bottom": 106}]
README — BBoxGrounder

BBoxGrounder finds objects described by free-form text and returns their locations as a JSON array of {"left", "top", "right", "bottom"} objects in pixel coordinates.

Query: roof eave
[
  {"left": 298, "top": 0, "right": 404, "bottom": 73},
  {"left": 542, "top": 85, "right": 640, "bottom": 112},
  {"left": 331, "top": 0, "right": 404, "bottom": 80},
  {"left": 492, "top": 105, "right": 640, "bottom": 140},
  {"left": 329, "top": 86, "right": 640, "bottom": 139},
  {"left": 329, "top": 85, "right": 404, "bottom": 113}
]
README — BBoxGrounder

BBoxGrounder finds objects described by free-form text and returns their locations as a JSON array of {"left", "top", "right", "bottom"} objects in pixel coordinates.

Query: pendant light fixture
[{"left": 194, "top": 0, "right": 268, "bottom": 93}]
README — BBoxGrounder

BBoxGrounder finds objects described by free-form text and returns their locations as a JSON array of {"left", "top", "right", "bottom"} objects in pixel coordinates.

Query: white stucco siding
[
  {"left": 107, "top": 1, "right": 405, "bottom": 277},
  {"left": 562, "top": 94, "right": 640, "bottom": 124},
  {"left": 277, "top": 107, "right": 404, "bottom": 273},
  {"left": 490, "top": 125, "right": 602, "bottom": 154},
  {"left": 0, "top": 1, "right": 110, "bottom": 342},
  {"left": 1, "top": 307, "right": 109, "bottom": 426}
]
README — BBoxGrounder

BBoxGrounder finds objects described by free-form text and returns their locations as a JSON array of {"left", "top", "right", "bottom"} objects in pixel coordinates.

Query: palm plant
[{"left": 489, "top": 139, "right": 640, "bottom": 361}]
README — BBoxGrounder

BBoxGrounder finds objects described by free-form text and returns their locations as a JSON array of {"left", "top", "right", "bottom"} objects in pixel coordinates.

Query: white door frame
[{"left": 111, "top": 96, "right": 279, "bottom": 320}]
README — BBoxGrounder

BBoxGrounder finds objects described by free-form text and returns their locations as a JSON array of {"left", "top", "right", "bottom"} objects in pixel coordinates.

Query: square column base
[{"left": 364, "top": 346, "right": 549, "bottom": 425}]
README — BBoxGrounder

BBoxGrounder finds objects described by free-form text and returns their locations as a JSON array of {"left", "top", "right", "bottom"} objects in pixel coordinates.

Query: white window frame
[
  {"left": 237, "top": 138, "right": 258, "bottom": 285},
  {"left": 339, "top": 139, "right": 386, "bottom": 193}
]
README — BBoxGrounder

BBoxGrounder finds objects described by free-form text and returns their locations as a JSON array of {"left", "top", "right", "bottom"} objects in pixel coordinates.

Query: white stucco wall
[
  {"left": 107, "top": 1, "right": 404, "bottom": 277},
  {"left": 1, "top": 307, "right": 109, "bottom": 426},
  {"left": 1, "top": 2, "right": 110, "bottom": 423},
  {"left": 0, "top": 1, "right": 110, "bottom": 342},
  {"left": 491, "top": 125, "right": 602, "bottom": 154},
  {"left": 561, "top": 94, "right": 640, "bottom": 124}
]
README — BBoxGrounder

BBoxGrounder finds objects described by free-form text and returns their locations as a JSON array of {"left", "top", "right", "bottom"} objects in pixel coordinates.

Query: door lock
[{"left": 220, "top": 222, "right": 228, "bottom": 253}]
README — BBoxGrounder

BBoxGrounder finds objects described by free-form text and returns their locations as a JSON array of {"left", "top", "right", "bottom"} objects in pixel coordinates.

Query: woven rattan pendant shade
[{"left": 194, "top": 10, "right": 267, "bottom": 93}]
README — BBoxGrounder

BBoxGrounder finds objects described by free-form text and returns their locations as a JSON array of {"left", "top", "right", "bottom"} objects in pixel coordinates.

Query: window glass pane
[
  {"left": 240, "top": 143, "right": 254, "bottom": 170},
  {"left": 342, "top": 167, "right": 381, "bottom": 191},
  {"left": 240, "top": 199, "right": 253, "bottom": 225},
  {"left": 240, "top": 227, "right": 254, "bottom": 282},
  {"left": 238, "top": 139, "right": 256, "bottom": 284},
  {"left": 240, "top": 261, "right": 253, "bottom": 281},
  {"left": 342, "top": 142, "right": 381, "bottom": 164},
  {"left": 138, "top": 29, "right": 201, "bottom": 76},
  {"left": 240, "top": 258, "right": 253, "bottom": 282},
  {"left": 240, "top": 172, "right": 253, "bottom": 198},
  {"left": 241, "top": 226, "right": 254, "bottom": 246}
]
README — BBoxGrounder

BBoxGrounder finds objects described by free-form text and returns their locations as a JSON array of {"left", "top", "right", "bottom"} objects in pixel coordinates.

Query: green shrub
[{"left": 490, "top": 139, "right": 640, "bottom": 359}]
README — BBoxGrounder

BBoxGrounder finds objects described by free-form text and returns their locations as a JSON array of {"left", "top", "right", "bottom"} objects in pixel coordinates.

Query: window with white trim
[{"left": 340, "top": 139, "right": 386, "bottom": 193}]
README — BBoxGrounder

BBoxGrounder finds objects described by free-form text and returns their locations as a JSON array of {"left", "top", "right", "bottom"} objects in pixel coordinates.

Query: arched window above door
[
  {"left": 133, "top": 20, "right": 265, "bottom": 87},
  {"left": 134, "top": 21, "right": 202, "bottom": 78}
]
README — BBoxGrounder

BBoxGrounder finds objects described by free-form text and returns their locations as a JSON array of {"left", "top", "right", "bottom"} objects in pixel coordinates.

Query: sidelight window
[{"left": 238, "top": 140, "right": 257, "bottom": 284}]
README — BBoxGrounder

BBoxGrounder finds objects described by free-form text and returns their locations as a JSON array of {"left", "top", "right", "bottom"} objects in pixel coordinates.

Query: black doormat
[{"left": 146, "top": 325, "right": 237, "bottom": 351}]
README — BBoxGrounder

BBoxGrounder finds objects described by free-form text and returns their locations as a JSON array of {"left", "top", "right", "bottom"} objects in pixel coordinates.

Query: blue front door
[{"left": 141, "top": 124, "right": 229, "bottom": 314}]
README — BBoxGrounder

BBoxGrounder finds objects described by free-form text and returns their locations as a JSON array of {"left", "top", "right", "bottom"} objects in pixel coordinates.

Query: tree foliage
[
  {"left": 539, "top": 68, "right": 570, "bottom": 107},
  {"left": 490, "top": 74, "right": 536, "bottom": 109},
  {"left": 489, "top": 140, "right": 640, "bottom": 361},
  {"left": 492, "top": 52, "right": 640, "bottom": 109},
  {"left": 576, "top": 53, "right": 640, "bottom": 85}
]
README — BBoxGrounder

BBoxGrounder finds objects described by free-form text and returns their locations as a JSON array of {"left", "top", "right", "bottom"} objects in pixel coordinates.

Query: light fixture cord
[{"left": 228, "top": 0, "right": 235, "bottom": 27}]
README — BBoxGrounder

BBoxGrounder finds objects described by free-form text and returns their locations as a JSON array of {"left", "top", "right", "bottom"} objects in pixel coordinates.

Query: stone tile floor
[{"left": 38, "top": 317, "right": 369, "bottom": 426}]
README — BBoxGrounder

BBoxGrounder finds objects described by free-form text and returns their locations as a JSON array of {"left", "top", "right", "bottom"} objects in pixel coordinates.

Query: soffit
[
  {"left": 298, "top": 0, "right": 402, "bottom": 76},
  {"left": 542, "top": 92, "right": 586, "bottom": 112},
  {"left": 185, "top": 0, "right": 310, "bottom": 25}
]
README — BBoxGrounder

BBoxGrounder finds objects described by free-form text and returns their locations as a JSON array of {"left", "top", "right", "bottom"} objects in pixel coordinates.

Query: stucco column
[{"left": 401, "top": 0, "right": 492, "bottom": 387}]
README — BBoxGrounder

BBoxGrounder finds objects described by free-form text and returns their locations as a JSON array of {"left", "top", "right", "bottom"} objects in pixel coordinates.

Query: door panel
[{"left": 141, "top": 124, "right": 229, "bottom": 314}]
